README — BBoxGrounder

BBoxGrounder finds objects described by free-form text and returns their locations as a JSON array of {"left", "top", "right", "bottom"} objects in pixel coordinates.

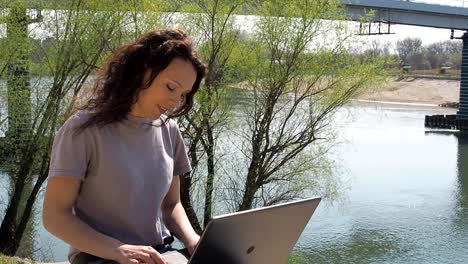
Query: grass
[
  {"left": 288, "top": 254, "right": 307, "bottom": 264},
  {"left": 0, "top": 255, "right": 32, "bottom": 264}
]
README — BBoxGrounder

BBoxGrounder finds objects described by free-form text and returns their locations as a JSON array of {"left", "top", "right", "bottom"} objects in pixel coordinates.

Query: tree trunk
[
  {"left": 203, "top": 122, "right": 215, "bottom": 227},
  {"left": 0, "top": 151, "right": 35, "bottom": 255},
  {"left": 180, "top": 173, "right": 202, "bottom": 234},
  {"left": 237, "top": 114, "right": 265, "bottom": 211},
  {"left": 238, "top": 169, "right": 259, "bottom": 211},
  {"left": 180, "top": 132, "right": 203, "bottom": 234},
  {"left": 14, "top": 155, "right": 51, "bottom": 254},
  {"left": 239, "top": 139, "right": 262, "bottom": 211}
]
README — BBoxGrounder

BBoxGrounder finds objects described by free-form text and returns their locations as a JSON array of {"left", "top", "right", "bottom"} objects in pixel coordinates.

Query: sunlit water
[
  {"left": 295, "top": 102, "right": 468, "bottom": 263},
  {"left": 1, "top": 102, "right": 467, "bottom": 263}
]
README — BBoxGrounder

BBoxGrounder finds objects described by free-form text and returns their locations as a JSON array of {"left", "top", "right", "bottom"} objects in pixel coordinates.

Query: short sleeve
[
  {"left": 171, "top": 121, "right": 191, "bottom": 177},
  {"left": 48, "top": 113, "right": 91, "bottom": 180}
]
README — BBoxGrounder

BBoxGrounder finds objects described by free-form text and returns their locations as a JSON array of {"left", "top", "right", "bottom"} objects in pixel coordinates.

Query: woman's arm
[
  {"left": 161, "top": 175, "right": 200, "bottom": 255},
  {"left": 43, "top": 177, "right": 167, "bottom": 264}
]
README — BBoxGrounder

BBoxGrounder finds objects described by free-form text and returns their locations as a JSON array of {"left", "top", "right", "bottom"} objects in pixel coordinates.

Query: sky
[{"left": 353, "top": 24, "right": 462, "bottom": 47}]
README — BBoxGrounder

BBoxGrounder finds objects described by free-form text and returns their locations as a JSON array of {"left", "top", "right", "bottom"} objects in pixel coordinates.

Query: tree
[
  {"left": 416, "top": 40, "right": 463, "bottom": 70},
  {"left": 0, "top": 0, "right": 132, "bottom": 255},
  {"left": 396, "top": 37, "right": 426, "bottom": 69},
  {"left": 172, "top": 0, "right": 387, "bottom": 229},
  {"left": 426, "top": 42, "right": 447, "bottom": 69},
  {"left": 227, "top": 0, "right": 386, "bottom": 210},
  {"left": 443, "top": 40, "right": 463, "bottom": 69},
  {"left": 0, "top": 0, "right": 389, "bottom": 257},
  {"left": 178, "top": 0, "right": 246, "bottom": 231},
  {"left": 363, "top": 39, "right": 392, "bottom": 58},
  {"left": 355, "top": 39, "right": 398, "bottom": 70}
]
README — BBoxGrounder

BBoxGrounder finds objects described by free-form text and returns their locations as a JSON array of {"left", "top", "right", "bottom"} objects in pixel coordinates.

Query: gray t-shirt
[{"left": 47, "top": 111, "right": 191, "bottom": 261}]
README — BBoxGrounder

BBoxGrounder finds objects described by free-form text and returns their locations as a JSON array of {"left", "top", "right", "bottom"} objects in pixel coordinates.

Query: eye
[{"left": 166, "top": 84, "right": 175, "bottom": 91}]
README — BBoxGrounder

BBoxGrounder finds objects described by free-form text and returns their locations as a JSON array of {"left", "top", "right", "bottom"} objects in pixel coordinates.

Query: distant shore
[{"left": 358, "top": 77, "right": 460, "bottom": 107}]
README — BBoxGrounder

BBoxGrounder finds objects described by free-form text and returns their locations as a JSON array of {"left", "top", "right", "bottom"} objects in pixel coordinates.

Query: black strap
[
  {"left": 163, "top": 234, "right": 175, "bottom": 246},
  {"left": 153, "top": 234, "right": 175, "bottom": 254}
]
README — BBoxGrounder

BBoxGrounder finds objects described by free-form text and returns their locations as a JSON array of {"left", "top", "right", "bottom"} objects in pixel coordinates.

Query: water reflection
[
  {"left": 295, "top": 104, "right": 468, "bottom": 263},
  {"left": 298, "top": 228, "right": 402, "bottom": 263},
  {"left": 455, "top": 135, "right": 468, "bottom": 223}
]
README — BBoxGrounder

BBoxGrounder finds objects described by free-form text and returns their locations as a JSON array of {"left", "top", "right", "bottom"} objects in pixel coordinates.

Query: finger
[
  {"left": 136, "top": 252, "right": 154, "bottom": 264},
  {"left": 128, "top": 259, "right": 139, "bottom": 264},
  {"left": 144, "top": 249, "right": 167, "bottom": 264},
  {"left": 150, "top": 252, "right": 167, "bottom": 264}
]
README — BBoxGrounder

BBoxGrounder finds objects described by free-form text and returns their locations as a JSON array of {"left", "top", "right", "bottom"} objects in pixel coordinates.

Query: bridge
[
  {"left": 341, "top": 0, "right": 468, "bottom": 30},
  {"left": 341, "top": 0, "right": 468, "bottom": 125}
]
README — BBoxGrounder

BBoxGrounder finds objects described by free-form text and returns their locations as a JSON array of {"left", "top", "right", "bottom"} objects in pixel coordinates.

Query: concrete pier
[
  {"left": 425, "top": 32, "right": 468, "bottom": 130},
  {"left": 457, "top": 33, "right": 468, "bottom": 120}
]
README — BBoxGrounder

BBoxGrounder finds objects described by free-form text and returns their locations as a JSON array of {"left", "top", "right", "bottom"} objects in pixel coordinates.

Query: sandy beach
[{"left": 358, "top": 78, "right": 460, "bottom": 106}]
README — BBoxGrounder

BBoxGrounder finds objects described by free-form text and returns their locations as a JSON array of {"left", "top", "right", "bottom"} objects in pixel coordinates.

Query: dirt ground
[{"left": 358, "top": 78, "right": 460, "bottom": 106}]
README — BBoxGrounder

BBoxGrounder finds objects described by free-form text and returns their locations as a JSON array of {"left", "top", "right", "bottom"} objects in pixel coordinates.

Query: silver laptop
[{"left": 163, "top": 196, "right": 321, "bottom": 264}]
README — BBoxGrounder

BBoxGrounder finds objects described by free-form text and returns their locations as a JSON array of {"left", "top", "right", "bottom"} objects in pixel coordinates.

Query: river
[
  {"left": 295, "top": 102, "right": 468, "bottom": 263},
  {"left": 1, "top": 102, "right": 467, "bottom": 263}
]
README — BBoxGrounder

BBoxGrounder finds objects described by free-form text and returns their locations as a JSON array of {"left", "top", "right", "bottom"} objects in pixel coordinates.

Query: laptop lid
[{"left": 187, "top": 196, "right": 321, "bottom": 264}]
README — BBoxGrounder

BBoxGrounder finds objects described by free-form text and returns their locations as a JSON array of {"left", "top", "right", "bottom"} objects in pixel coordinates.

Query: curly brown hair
[{"left": 76, "top": 29, "right": 206, "bottom": 131}]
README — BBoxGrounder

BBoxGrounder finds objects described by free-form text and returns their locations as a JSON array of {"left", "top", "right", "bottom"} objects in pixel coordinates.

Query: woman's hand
[
  {"left": 184, "top": 234, "right": 200, "bottom": 256},
  {"left": 113, "top": 244, "right": 167, "bottom": 264}
]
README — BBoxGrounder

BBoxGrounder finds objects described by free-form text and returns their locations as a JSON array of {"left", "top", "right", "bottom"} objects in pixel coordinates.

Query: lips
[{"left": 158, "top": 105, "right": 169, "bottom": 114}]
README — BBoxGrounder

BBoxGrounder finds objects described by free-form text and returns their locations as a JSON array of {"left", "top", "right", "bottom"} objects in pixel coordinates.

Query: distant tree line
[
  {"left": 352, "top": 37, "right": 463, "bottom": 71},
  {"left": 5, "top": 34, "right": 462, "bottom": 78},
  {"left": 396, "top": 37, "right": 462, "bottom": 70}
]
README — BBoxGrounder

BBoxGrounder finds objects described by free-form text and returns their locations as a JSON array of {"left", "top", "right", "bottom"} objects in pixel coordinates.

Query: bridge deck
[{"left": 341, "top": 0, "right": 468, "bottom": 30}]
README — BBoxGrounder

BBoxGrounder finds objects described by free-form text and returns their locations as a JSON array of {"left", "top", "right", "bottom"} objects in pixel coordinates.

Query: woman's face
[{"left": 132, "top": 57, "right": 197, "bottom": 119}]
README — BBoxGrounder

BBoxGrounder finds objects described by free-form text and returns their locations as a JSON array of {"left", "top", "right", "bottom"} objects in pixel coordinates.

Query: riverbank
[
  {"left": 0, "top": 255, "right": 30, "bottom": 264},
  {"left": 358, "top": 77, "right": 460, "bottom": 106}
]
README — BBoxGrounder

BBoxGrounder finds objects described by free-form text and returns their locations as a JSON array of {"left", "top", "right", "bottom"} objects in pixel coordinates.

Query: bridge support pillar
[
  {"left": 425, "top": 32, "right": 468, "bottom": 130},
  {"left": 457, "top": 32, "right": 468, "bottom": 120}
]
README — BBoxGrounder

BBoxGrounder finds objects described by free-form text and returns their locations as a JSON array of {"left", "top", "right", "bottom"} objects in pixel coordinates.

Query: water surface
[{"left": 296, "top": 103, "right": 467, "bottom": 263}]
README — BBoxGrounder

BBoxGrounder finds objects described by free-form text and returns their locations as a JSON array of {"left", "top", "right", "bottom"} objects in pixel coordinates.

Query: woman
[{"left": 42, "top": 29, "right": 207, "bottom": 264}]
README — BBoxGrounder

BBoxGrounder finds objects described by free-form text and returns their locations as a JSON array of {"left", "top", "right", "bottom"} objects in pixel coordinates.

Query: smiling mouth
[{"left": 159, "top": 105, "right": 168, "bottom": 113}]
